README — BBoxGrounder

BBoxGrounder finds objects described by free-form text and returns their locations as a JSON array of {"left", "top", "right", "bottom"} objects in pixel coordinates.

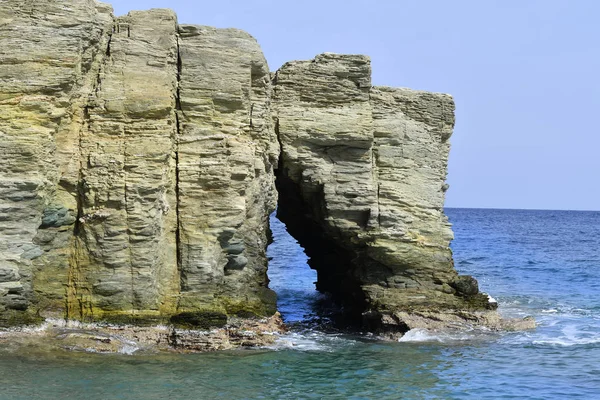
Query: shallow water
[{"left": 1, "top": 208, "right": 599, "bottom": 399}]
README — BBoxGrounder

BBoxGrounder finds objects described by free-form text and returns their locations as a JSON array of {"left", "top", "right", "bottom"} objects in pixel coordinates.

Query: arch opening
[{"left": 266, "top": 212, "right": 323, "bottom": 325}]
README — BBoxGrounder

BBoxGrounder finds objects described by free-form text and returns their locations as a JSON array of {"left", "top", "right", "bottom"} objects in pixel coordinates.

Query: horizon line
[{"left": 445, "top": 206, "right": 599, "bottom": 212}]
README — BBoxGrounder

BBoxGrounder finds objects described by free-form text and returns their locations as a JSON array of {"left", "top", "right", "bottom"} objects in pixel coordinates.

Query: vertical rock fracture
[{"left": 0, "top": 0, "right": 495, "bottom": 333}]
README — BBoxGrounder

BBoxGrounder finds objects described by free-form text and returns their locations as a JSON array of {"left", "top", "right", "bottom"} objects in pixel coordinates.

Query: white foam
[
  {"left": 503, "top": 319, "right": 600, "bottom": 347},
  {"left": 398, "top": 329, "right": 477, "bottom": 343},
  {"left": 267, "top": 331, "right": 354, "bottom": 352},
  {"left": 398, "top": 329, "right": 443, "bottom": 343},
  {"left": 532, "top": 323, "right": 600, "bottom": 347},
  {"left": 117, "top": 337, "right": 142, "bottom": 355},
  {"left": 532, "top": 337, "right": 600, "bottom": 347}
]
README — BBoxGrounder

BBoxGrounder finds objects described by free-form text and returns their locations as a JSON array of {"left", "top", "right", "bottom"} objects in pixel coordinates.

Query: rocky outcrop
[
  {"left": 0, "top": 0, "right": 507, "bottom": 339},
  {"left": 175, "top": 25, "right": 278, "bottom": 319},
  {"left": 0, "top": 0, "right": 114, "bottom": 325},
  {"left": 272, "top": 54, "right": 495, "bottom": 332},
  {"left": 0, "top": 1, "right": 277, "bottom": 328},
  {"left": 0, "top": 313, "right": 285, "bottom": 353},
  {"left": 73, "top": 8, "right": 180, "bottom": 324}
]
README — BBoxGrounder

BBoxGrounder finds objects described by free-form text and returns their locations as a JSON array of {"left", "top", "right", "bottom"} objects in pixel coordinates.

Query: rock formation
[
  {"left": 273, "top": 54, "right": 494, "bottom": 332},
  {"left": 0, "top": 1, "right": 277, "bottom": 327},
  {"left": 0, "top": 0, "right": 504, "bottom": 337}
]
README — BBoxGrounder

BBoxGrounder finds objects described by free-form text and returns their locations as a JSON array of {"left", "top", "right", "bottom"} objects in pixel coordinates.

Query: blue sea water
[{"left": 1, "top": 208, "right": 599, "bottom": 399}]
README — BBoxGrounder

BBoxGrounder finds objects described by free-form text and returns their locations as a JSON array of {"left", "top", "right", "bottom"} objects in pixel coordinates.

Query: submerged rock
[{"left": 0, "top": 0, "right": 531, "bottom": 346}]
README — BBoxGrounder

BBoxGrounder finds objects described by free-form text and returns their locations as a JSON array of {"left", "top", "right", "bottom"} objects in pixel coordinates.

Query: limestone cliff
[
  {"left": 273, "top": 54, "right": 493, "bottom": 332},
  {"left": 0, "top": 0, "right": 115, "bottom": 324},
  {"left": 0, "top": 0, "right": 497, "bottom": 333},
  {"left": 0, "top": 1, "right": 277, "bottom": 327},
  {"left": 175, "top": 25, "right": 278, "bottom": 320}
]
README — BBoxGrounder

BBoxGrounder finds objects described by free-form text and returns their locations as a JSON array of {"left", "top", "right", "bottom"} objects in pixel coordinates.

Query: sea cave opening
[
  {"left": 266, "top": 211, "right": 323, "bottom": 325},
  {"left": 266, "top": 156, "right": 369, "bottom": 329},
  {"left": 266, "top": 207, "right": 364, "bottom": 330}
]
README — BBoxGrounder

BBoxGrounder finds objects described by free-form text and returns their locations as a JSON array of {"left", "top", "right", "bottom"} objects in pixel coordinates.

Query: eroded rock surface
[
  {"left": 73, "top": 8, "right": 180, "bottom": 324},
  {"left": 176, "top": 25, "right": 278, "bottom": 319},
  {"left": 0, "top": 1, "right": 278, "bottom": 328},
  {"left": 0, "top": 0, "right": 510, "bottom": 340},
  {"left": 272, "top": 54, "right": 495, "bottom": 331},
  {"left": 0, "top": 0, "right": 114, "bottom": 325}
]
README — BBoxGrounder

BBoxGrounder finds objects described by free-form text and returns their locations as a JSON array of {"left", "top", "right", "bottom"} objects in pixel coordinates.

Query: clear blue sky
[{"left": 112, "top": 1, "right": 599, "bottom": 211}]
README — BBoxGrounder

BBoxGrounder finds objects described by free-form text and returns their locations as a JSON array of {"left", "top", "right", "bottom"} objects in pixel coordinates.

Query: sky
[{"left": 111, "top": 1, "right": 599, "bottom": 211}]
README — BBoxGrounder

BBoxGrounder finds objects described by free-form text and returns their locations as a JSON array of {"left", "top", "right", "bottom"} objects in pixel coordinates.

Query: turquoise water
[{"left": 1, "top": 208, "right": 599, "bottom": 399}]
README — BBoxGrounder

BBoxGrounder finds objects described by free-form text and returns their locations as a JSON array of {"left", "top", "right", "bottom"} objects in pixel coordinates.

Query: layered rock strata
[
  {"left": 0, "top": 0, "right": 506, "bottom": 337},
  {"left": 0, "top": 0, "right": 115, "bottom": 325},
  {"left": 0, "top": 1, "right": 277, "bottom": 327},
  {"left": 175, "top": 25, "right": 278, "bottom": 319},
  {"left": 272, "top": 54, "right": 495, "bottom": 332}
]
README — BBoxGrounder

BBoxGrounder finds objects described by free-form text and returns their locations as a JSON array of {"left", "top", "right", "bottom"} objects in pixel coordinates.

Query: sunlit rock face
[
  {"left": 272, "top": 54, "right": 494, "bottom": 331},
  {"left": 175, "top": 25, "right": 279, "bottom": 320},
  {"left": 0, "top": 0, "right": 277, "bottom": 327},
  {"left": 0, "top": 0, "right": 115, "bottom": 325},
  {"left": 0, "top": 0, "right": 492, "bottom": 331}
]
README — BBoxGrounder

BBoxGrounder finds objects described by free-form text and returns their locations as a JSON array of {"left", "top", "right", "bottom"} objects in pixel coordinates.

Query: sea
[{"left": 0, "top": 208, "right": 599, "bottom": 399}]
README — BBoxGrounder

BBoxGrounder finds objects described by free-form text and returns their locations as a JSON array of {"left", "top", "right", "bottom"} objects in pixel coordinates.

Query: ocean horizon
[{"left": 447, "top": 206, "right": 600, "bottom": 213}]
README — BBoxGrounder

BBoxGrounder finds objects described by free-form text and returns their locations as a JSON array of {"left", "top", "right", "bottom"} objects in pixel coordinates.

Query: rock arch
[{"left": 0, "top": 2, "right": 494, "bottom": 333}]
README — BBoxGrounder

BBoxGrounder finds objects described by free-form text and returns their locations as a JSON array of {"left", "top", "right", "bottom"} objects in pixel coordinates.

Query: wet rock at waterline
[
  {"left": 0, "top": 313, "right": 285, "bottom": 354},
  {"left": 0, "top": 0, "right": 532, "bottom": 347}
]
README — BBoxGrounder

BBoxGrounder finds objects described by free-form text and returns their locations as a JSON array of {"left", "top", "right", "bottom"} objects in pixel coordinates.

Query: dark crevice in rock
[
  {"left": 92, "top": 30, "right": 112, "bottom": 98},
  {"left": 73, "top": 27, "right": 112, "bottom": 237},
  {"left": 274, "top": 172, "right": 367, "bottom": 327},
  {"left": 174, "top": 35, "right": 183, "bottom": 303},
  {"left": 106, "top": 30, "right": 111, "bottom": 57},
  {"left": 73, "top": 107, "right": 86, "bottom": 238},
  {"left": 123, "top": 151, "right": 137, "bottom": 314},
  {"left": 66, "top": 97, "right": 88, "bottom": 321}
]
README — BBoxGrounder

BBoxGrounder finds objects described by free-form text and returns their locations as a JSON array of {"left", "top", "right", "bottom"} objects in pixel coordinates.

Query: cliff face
[
  {"left": 273, "top": 55, "right": 492, "bottom": 331},
  {"left": 0, "top": 0, "right": 493, "bottom": 331},
  {"left": 0, "top": 1, "right": 277, "bottom": 327},
  {"left": 175, "top": 25, "right": 278, "bottom": 320},
  {"left": 0, "top": 0, "right": 115, "bottom": 324}
]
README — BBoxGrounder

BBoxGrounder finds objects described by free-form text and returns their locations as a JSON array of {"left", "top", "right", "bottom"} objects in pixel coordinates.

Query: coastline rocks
[
  {"left": 0, "top": 312, "right": 285, "bottom": 354},
  {"left": 0, "top": 0, "right": 532, "bottom": 347},
  {"left": 379, "top": 311, "right": 536, "bottom": 340},
  {"left": 0, "top": 0, "right": 278, "bottom": 329},
  {"left": 169, "top": 313, "right": 286, "bottom": 352}
]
